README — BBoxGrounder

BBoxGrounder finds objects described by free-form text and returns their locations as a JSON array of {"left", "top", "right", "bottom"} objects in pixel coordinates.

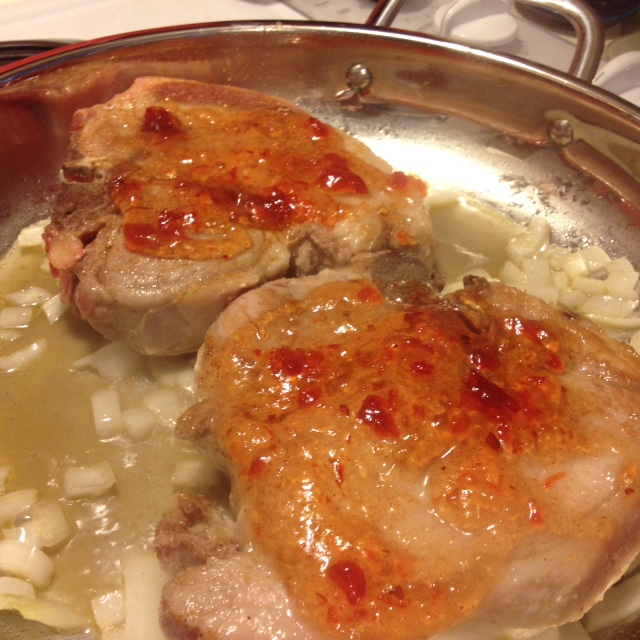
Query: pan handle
[{"left": 366, "top": 0, "right": 604, "bottom": 83}]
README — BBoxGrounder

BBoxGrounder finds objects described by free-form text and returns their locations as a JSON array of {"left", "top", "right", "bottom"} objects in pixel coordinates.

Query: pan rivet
[
  {"left": 346, "top": 63, "right": 372, "bottom": 91},
  {"left": 548, "top": 119, "right": 574, "bottom": 147}
]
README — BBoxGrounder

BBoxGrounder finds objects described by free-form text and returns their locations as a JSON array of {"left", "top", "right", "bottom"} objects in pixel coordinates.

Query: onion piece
[
  {"left": 562, "top": 253, "right": 589, "bottom": 280},
  {"left": 121, "top": 547, "right": 168, "bottom": 640},
  {"left": 0, "top": 594, "right": 87, "bottom": 631},
  {"left": 91, "top": 589, "right": 125, "bottom": 631},
  {"left": 41, "top": 294, "right": 70, "bottom": 324},
  {"left": 558, "top": 289, "right": 588, "bottom": 311},
  {"left": 524, "top": 281, "right": 559, "bottom": 305},
  {"left": 0, "top": 329, "right": 21, "bottom": 342},
  {"left": 576, "top": 246, "right": 611, "bottom": 275},
  {"left": 103, "top": 627, "right": 126, "bottom": 640},
  {"left": 543, "top": 245, "right": 572, "bottom": 270},
  {"left": 71, "top": 341, "right": 144, "bottom": 381},
  {"left": 174, "top": 366, "right": 195, "bottom": 395},
  {"left": 171, "top": 460, "right": 216, "bottom": 491},
  {"left": 506, "top": 216, "right": 549, "bottom": 263},
  {"left": 584, "top": 314, "right": 640, "bottom": 332},
  {"left": 0, "top": 339, "right": 47, "bottom": 373},
  {"left": 17, "top": 219, "right": 49, "bottom": 248},
  {"left": 0, "top": 466, "right": 8, "bottom": 494},
  {"left": 122, "top": 408, "right": 156, "bottom": 442},
  {"left": 146, "top": 356, "right": 188, "bottom": 387},
  {"left": 2, "top": 524, "right": 40, "bottom": 547},
  {"left": 143, "top": 388, "right": 184, "bottom": 426},
  {"left": 5, "top": 287, "right": 51, "bottom": 306},
  {"left": 0, "top": 489, "right": 37, "bottom": 526},
  {"left": 0, "top": 576, "right": 35, "bottom": 599},
  {"left": 631, "top": 329, "right": 640, "bottom": 354},
  {"left": 63, "top": 461, "right": 116, "bottom": 499},
  {"left": 499, "top": 261, "right": 526, "bottom": 287},
  {"left": 583, "top": 570, "right": 640, "bottom": 632},
  {"left": 0, "top": 540, "right": 54, "bottom": 588},
  {"left": 0, "top": 307, "right": 32, "bottom": 328},
  {"left": 530, "top": 621, "right": 591, "bottom": 640},
  {"left": 578, "top": 296, "right": 638, "bottom": 318},
  {"left": 605, "top": 270, "right": 640, "bottom": 301},
  {"left": 572, "top": 276, "right": 606, "bottom": 296},
  {"left": 606, "top": 257, "right": 637, "bottom": 274},
  {"left": 29, "top": 500, "right": 71, "bottom": 548},
  {"left": 92, "top": 389, "right": 124, "bottom": 439}
]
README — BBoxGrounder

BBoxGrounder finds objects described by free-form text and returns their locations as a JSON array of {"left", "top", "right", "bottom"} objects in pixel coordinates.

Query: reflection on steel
[
  {"left": 366, "top": 0, "right": 408, "bottom": 27},
  {"left": 516, "top": 0, "right": 603, "bottom": 81}
]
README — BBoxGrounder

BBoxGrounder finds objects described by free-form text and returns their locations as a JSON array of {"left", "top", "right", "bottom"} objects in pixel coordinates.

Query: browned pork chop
[
  {"left": 44, "top": 78, "right": 432, "bottom": 355},
  {"left": 155, "top": 253, "right": 640, "bottom": 640}
]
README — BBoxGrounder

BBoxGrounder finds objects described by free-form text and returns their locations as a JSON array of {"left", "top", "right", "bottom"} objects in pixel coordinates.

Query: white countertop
[{"left": 0, "top": 0, "right": 306, "bottom": 42}]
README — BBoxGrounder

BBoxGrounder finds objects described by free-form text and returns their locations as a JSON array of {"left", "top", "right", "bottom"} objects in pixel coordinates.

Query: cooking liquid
[
  {"left": 0, "top": 194, "right": 637, "bottom": 637},
  {"left": 0, "top": 242, "right": 199, "bottom": 632}
]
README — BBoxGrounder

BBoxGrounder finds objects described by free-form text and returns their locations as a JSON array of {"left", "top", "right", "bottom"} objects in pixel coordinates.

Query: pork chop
[
  {"left": 156, "top": 252, "right": 640, "bottom": 639},
  {"left": 44, "top": 78, "right": 432, "bottom": 355}
]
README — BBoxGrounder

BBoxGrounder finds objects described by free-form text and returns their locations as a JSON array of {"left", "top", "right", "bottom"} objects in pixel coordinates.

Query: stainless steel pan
[{"left": 1, "top": 0, "right": 639, "bottom": 637}]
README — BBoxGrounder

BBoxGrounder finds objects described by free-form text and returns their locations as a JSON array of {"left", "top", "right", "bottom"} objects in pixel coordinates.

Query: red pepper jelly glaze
[
  {"left": 191, "top": 275, "right": 631, "bottom": 639},
  {"left": 105, "top": 95, "right": 426, "bottom": 260}
]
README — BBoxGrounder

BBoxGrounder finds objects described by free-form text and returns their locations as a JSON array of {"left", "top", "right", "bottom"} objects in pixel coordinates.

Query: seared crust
[{"left": 154, "top": 491, "right": 240, "bottom": 575}]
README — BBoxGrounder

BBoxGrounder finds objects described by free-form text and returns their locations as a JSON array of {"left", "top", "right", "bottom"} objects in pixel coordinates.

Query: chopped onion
[
  {"left": 122, "top": 408, "right": 156, "bottom": 442},
  {"left": 0, "top": 329, "right": 20, "bottom": 342},
  {"left": 102, "top": 627, "right": 126, "bottom": 640},
  {"left": 5, "top": 287, "right": 51, "bottom": 306},
  {"left": 524, "top": 281, "right": 559, "bottom": 305},
  {"left": 0, "top": 339, "right": 47, "bottom": 372},
  {"left": 143, "top": 388, "right": 184, "bottom": 426},
  {"left": 0, "top": 306, "right": 32, "bottom": 328},
  {"left": 41, "top": 294, "right": 70, "bottom": 324},
  {"left": 558, "top": 288, "right": 588, "bottom": 311},
  {"left": 583, "top": 570, "right": 640, "bottom": 632},
  {"left": 17, "top": 219, "right": 49, "bottom": 248},
  {"left": 92, "top": 389, "right": 124, "bottom": 439},
  {"left": 562, "top": 252, "right": 589, "bottom": 279},
  {"left": 0, "top": 466, "right": 8, "bottom": 494},
  {"left": 631, "top": 329, "right": 640, "bottom": 354},
  {"left": 0, "top": 576, "right": 35, "bottom": 599},
  {"left": 521, "top": 257, "right": 551, "bottom": 283},
  {"left": 143, "top": 356, "right": 196, "bottom": 395},
  {"left": 425, "top": 189, "right": 460, "bottom": 209},
  {"left": 572, "top": 276, "right": 606, "bottom": 296},
  {"left": 171, "top": 460, "right": 216, "bottom": 491},
  {"left": 121, "top": 547, "right": 168, "bottom": 640},
  {"left": 606, "top": 257, "right": 637, "bottom": 274},
  {"left": 558, "top": 622, "right": 592, "bottom": 640},
  {"left": 0, "top": 594, "right": 87, "bottom": 631},
  {"left": 578, "top": 296, "right": 638, "bottom": 318},
  {"left": 551, "top": 270, "right": 570, "bottom": 290},
  {"left": 584, "top": 314, "right": 640, "bottom": 332},
  {"left": 63, "top": 461, "right": 116, "bottom": 499},
  {"left": 28, "top": 500, "right": 71, "bottom": 548},
  {"left": 71, "top": 341, "right": 144, "bottom": 381},
  {"left": 0, "top": 489, "right": 37, "bottom": 526},
  {"left": 576, "top": 245, "right": 611, "bottom": 274},
  {"left": 543, "top": 245, "right": 572, "bottom": 270},
  {"left": 146, "top": 356, "right": 188, "bottom": 387},
  {"left": 506, "top": 216, "right": 549, "bottom": 263},
  {"left": 2, "top": 524, "right": 40, "bottom": 547},
  {"left": 174, "top": 366, "right": 196, "bottom": 395},
  {"left": 0, "top": 539, "right": 54, "bottom": 588},
  {"left": 499, "top": 261, "right": 526, "bottom": 287},
  {"left": 91, "top": 589, "right": 125, "bottom": 631},
  {"left": 605, "top": 269, "right": 639, "bottom": 301}
]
